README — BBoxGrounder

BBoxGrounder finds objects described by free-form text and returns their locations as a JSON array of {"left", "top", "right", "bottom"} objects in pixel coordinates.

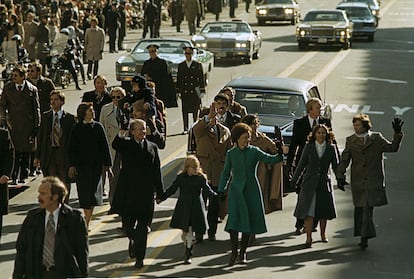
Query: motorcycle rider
[{"left": 60, "top": 28, "right": 81, "bottom": 90}]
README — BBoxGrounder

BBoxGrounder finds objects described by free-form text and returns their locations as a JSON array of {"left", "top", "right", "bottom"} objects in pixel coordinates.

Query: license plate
[{"left": 318, "top": 38, "right": 328, "bottom": 43}]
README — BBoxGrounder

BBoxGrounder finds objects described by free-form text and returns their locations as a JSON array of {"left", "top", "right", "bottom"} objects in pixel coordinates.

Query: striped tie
[
  {"left": 53, "top": 113, "right": 61, "bottom": 147},
  {"left": 43, "top": 213, "right": 55, "bottom": 269}
]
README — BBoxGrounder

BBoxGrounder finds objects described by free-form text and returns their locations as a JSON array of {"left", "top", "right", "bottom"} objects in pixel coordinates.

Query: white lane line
[
  {"left": 277, "top": 51, "right": 318, "bottom": 78},
  {"left": 313, "top": 50, "right": 351, "bottom": 86}
]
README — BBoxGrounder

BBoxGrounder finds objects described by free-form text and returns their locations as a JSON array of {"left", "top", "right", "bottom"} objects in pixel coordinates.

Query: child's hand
[{"left": 155, "top": 198, "right": 162, "bottom": 204}]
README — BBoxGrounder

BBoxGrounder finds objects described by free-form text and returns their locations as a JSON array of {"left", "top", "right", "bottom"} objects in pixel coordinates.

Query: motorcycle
[{"left": 48, "top": 53, "right": 71, "bottom": 89}]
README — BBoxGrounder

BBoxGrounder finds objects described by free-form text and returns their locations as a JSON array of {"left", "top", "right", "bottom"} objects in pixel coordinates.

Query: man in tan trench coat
[{"left": 336, "top": 113, "right": 403, "bottom": 250}]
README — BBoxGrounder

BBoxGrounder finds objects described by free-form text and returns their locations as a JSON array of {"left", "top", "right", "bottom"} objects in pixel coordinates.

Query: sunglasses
[
  {"left": 112, "top": 96, "right": 122, "bottom": 99},
  {"left": 184, "top": 52, "right": 193, "bottom": 55}
]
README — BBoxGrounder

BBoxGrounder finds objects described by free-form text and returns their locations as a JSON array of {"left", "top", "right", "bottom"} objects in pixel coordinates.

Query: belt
[{"left": 42, "top": 265, "right": 56, "bottom": 272}]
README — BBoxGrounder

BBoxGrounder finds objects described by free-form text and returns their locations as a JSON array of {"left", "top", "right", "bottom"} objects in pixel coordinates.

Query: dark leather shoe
[
  {"left": 134, "top": 259, "right": 143, "bottom": 269},
  {"left": 294, "top": 228, "right": 302, "bottom": 235},
  {"left": 359, "top": 238, "right": 368, "bottom": 250},
  {"left": 76, "top": 86, "right": 82, "bottom": 90},
  {"left": 128, "top": 240, "right": 135, "bottom": 258},
  {"left": 208, "top": 234, "right": 216, "bottom": 241}
]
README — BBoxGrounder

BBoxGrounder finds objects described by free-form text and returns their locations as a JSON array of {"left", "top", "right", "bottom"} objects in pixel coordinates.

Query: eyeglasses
[
  {"left": 112, "top": 96, "right": 122, "bottom": 99},
  {"left": 184, "top": 52, "right": 193, "bottom": 55}
]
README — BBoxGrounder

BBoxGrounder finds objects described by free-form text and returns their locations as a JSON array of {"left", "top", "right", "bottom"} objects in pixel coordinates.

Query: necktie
[
  {"left": 312, "top": 119, "right": 317, "bottom": 128},
  {"left": 53, "top": 113, "right": 61, "bottom": 147},
  {"left": 17, "top": 85, "right": 22, "bottom": 93},
  {"left": 43, "top": 214, "right": 56, "bottom": 269}
]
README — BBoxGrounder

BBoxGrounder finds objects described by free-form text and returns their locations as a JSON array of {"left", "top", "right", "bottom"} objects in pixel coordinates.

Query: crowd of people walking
[{"left": 0, "top": 0, "right": 406, "bottom": 277}]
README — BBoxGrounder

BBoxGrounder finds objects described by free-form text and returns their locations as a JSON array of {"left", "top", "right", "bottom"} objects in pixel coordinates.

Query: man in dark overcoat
[
  {"left": 117, "top": 2, "right": 127, "bottom": 50},
  {"left": 28, "top": 62, "right": 56, "bottom": 114},
  {"left": 13, "top": 176, "right": 89, "bottom": 279},
  {"left": 287, "top": 97, "right": 331, "bottom": 234},
  {"left": 35, "top": 90, "right": 76, "bottom": 201},
  {"left": 0, "top": 127, "right": 14, "bottom": 243},
  {"left": 141, "top": 44, "right": 177, "bottom": 108},
  {"left": 106, "top": 2, "right": 121, "bottom": 53},
  {"left": 0, "top": 66, "right": 40, "bottom": 185},
  {"left": 81, "top": 75, "right": 112, "bottom": 121},
  {"left": 142, "top": 0, "right": 158, "bottom": 38},
  {"left": 111, "top": 119, "right": 164, "bottom": 269},
  {"left": 35, "top": 14, "right": 49, "bottom": 73},
  {"left": 176, "top": 46, "right": 205, "bottom": 133},
  {"left": 336, "top": 114, "right": 403, "bottom": 250}
]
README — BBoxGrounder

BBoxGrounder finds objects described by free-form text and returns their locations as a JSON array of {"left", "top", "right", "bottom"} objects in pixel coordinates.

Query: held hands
[
  {"left": 336, "top": 178, "right": 349, "bottom": 191},
  {"left": 392, "top": 117, "right": 404, "bottom": 133},
  {"left": 218, "top": 192, "right": 227, "bottom": 202}
]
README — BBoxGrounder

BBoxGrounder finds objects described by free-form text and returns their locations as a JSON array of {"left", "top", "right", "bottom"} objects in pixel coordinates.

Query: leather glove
[
  {"left": 336, "top": 178, "right": 349, "bottom": 191},
  {"left": 392, "top": 117, "right": 404, "bottom": 133}
]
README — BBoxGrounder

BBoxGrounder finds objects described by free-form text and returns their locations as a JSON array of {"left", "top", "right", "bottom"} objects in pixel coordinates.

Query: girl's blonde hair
[{"left": 180, "top": 155, "right": 207, "bottom": 179}]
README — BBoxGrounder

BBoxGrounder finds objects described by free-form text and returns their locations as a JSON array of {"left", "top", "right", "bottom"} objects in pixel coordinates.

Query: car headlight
[
  {"left": 297, "top": 28, "right": 307, "bottom": 37},
  {"left": 235, "top": 42, "right": 247, "bottom": 48},
  {"left": 285, "top": 9, "right": 293, "bottom": 15},
  {"left": 372, "top": 10, "right": 377, "bottom": 16},
  {"left": 120, "top": 65, "right": 132, "bottom": 72},
  {"left": 257, "top": 9, "right": 267, "bottom": 15},
  {"left": 195, "top": 42, "right": 207, "bottom": 48}
]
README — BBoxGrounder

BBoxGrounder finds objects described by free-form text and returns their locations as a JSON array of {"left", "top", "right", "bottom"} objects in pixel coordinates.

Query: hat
[
  {"left": 182, "top": 46, "right": 196, "bottom": 51},
  {"left": 131, "top": 74, "right": 147, "bottom": 88},
  {"left": 146, "top": 44, "right": 159, "bottom": 50}
]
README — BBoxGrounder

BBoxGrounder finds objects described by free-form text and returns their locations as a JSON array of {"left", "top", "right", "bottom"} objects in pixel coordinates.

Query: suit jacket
[
  {"left": 13, "top": 204, "right": 89, "bottom": 279},
  {"left": 0, "top": 81, "right": 41, "bottom": 152},
  {"left": 336, "top": 131, "right": 403, "bottom": 207},
  {"left": 193, "top": 118, "right": 232, "bottom": 186},
  {"left": 221, "top": 111, "right": 241, "bottom": 131},
  {"left": 99, "top": 103, "right": 121, "bottom": 161},
  {"left": 81, "top": 89, "right": 112, "bottom": 121},
  {"left": 31, "top": 76, "right": 56, "bottom": 113},
  {"left": 36, "top": 110, "right": 76, "bottom": 181},
  {"left": 176, "top": 60, "right": 205, "bottom": 111},
  {"left": 287, "top": 115, "right": 331, "bottom": 167},
  {"left": 0, "top": 128, "right": 14, "bottom": 215},
  {"left": 111, "top": 137, "right": 163, "bottom": 221}
]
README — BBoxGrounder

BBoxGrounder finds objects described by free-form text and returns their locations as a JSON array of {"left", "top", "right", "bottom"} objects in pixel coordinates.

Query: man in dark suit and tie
[
  {"left": 13, "top": 176, "right": 89, "bottom": 279},
  {"left": 287, "top": 97, "right": 332, "bottom": 234},
  {"left": 35, "top": 90, "right": 76, "bottom": 202},
  {"left": 213, "top": 93, "right": 241, "bottom": 130}
]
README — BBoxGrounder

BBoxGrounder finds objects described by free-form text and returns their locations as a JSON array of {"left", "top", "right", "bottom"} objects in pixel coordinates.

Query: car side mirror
[
  {"left": 253, "top": 30, "right": 258, "bottom": 35},
  {"left": 197, "top": 49, "right": 205, "bottom": 55}
]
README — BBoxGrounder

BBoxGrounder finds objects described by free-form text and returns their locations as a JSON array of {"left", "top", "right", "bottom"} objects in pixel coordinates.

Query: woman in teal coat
[{"left": 218, "top": 123, "right": 282, "bottom": 266}]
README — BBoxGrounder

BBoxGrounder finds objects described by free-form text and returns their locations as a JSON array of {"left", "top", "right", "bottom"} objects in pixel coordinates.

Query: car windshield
[
  {"left": 304, "top": 11, "right": 346, "bottom": 22},
  {"left": 340, "top": 7, "right": 372, "bottom": 19},
  {"left": 235, "top": 90, "right": 306, "bottom": 126},
  {"left": 132, "top": 41, "right": 192, "bottom": 54},
  {"left": 343, "top": 0, "right": 376, "bottom": 6},
  {"left": 260, "top": 0, "right": 292, "bottom": 4},
  {"left": 201, "top": 23, "right": 251, "bottom": 33}
]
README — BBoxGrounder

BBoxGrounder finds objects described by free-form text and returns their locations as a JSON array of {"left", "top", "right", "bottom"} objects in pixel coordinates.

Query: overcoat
[
  {"left": 250, "top": 132, "right": 283, "bottom": 213},
  {"left": 0, "top": 128, "right": 14, "bottom": 216},
  {"left": 31, "top": 76, "right": 56, "bottom": 113},
  {"left": 99, "top": 103, "right": 121, "bottom": 161},
  {"left": 218, "top": 145, "right": 283, "bottom": 234},
  {"left": 68, "top": 121, "right": 112, "bottom": 208},
  {"left": 84, "top": 26, "right": 105, "bottom": 61},
  {"left": 36, "top": 110, "right": 76, "bottom": 182},
  {"left": 13, "top": 204, "right": 89, "bottom": 279},
  {"left": 336, "top": 132, "right": 403, "bottom": 207},
  {"left": 193, "top": 119, "right": 232, "bottom": 187},
  {"left": 23, "top": 20, "right": 38, "bottom": 60},
  {"left": 287, "top": 115, "right": 331, "bottom": 167},
  {"left": 162, "top": 173, "right": 216, "bottom": 233},
  {"left": 176, "top": 60, "right": 205, "bottom": 113},
  {"left": 184, "top": 0, "right": 200, "bottom": 21},
  {"left": 0, "top": 81, "right": 40, "bottom": 152},
  {"left": 111, "top": 137, "right": 163, "bottom": 222},
  {"left": 292, "top": 142, "right": 339, "bottom": 220},
  {"left": 141, "top": 56, "right": 177, "bottom": 108}
]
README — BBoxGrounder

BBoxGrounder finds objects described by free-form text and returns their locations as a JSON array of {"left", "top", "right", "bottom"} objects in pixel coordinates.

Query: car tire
[
  {"left": 258, "top": 19, "right": 265, "bottom": 26},
  {"left": 342, "top": 41, "right": 350, "bottom": 50},
  {"left": 298, "top": 42, "right": 308, "bottom": 50},
  {"left": 368, "top": 34, "right": 374, "bottom": 42}
]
